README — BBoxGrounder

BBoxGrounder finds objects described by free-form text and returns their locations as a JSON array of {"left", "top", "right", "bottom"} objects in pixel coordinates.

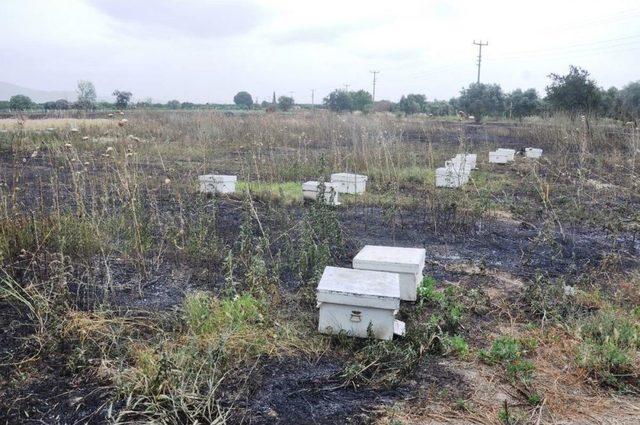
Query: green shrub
[
  {"left": 576, "top": 310, "right": 639, "bottom": 389},
  {"left": 442, "top": 334, "right": 469, "bottom": 358},
  {"left": 480, "top": 336, "right": 537, "bottom": 383}
]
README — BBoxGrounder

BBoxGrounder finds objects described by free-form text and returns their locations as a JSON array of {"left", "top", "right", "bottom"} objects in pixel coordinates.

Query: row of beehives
[
  {"left": 436, "top": 148, "right": 543, "bottom": 188},
  {"left": 489, "top": 147, "right": 542, "bottom": 163},
  {"left": 436, "top": 153, "right": 477, "bottom": 188},
  {"left": 197, "top": 172, "right": 368, "bottom": 206},
  {"left": 317, "top": 245, "right": 426, "bottom": 340}
]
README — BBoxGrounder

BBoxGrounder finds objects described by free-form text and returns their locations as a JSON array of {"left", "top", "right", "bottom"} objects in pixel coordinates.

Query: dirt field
[{"left": 0, "top": 111, "right": 638, "bottom": 424}]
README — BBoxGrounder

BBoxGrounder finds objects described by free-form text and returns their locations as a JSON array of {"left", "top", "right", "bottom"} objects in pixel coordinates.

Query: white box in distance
[
  {"left": 198, "top": 175, "right": 237, "bottom": 194},
  {"left": 302, "top": 181, "right": 340, "bottom": 205},
  {"left": 496, "top": 148, "right": 516, "bottom": 161},
  {"left": 353, "top": 245, "right": 426, "bottom": 301},
  {"left": 453, "top": 153, "right": 477, "bottom": 170},
  {"left": 525, "top": 148, "right": 543, "bottom": 158},
  {"left": 489, "top": 149, "right": 515, "bottom": 164},
  {"left": 316, "top": 266, "right": 405, "bottom": 340},
  {"left": 330, "top": 173, "right": 368, "bottom": 194},
  {"left": 436, "top": 166, "right": 470, "bottom": 188}
]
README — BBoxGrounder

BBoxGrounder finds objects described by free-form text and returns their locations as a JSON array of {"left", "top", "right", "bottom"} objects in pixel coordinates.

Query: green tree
[
  {"left": 545, "top": 66, "right": 601, "bottom": 114},
  {"left": 76, "top": 80, "right": 97, "bottom": 110},
  {"left": 350, "top": 90, "right": 373, "bottom": 112},
  {"left": 55, "top": 99, "right": 70, "bottom": 110},
  {"left": 9, "top": 94, "right": 33, "bottom": 111},
  {"left": 233, "top": 91, "right": 253, "bottom": 109},
  {"left": 619, "top": 81, "right": 640, "bottom": 121},
  {"left": 598, "top": 87, "right": 621, "bottom": 118},
  {"left": 426, "top": 99, "right": 451, "bottom": 116},
  {"left": 398, "top": 94, "right": 427, "bottom": 114},
  {"left": 324, "top": 90, "right": 353, "bottom": 112},
  {"left": 113, "top": 90, "right": 133, "bottom": 109},
  {"left": 507, "top": 88, "right": 541, "bottom": 119},
  {"left": 166, "top": 100, "right": 181, "bottom": 109},
  {"left": 458, "top": 83, "right": 505, "bottom": 123},
  {"left": 277, "top": 96, "right": 294, "bottom": 111}
]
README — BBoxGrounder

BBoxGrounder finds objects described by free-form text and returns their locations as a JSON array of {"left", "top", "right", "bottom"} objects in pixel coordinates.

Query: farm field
[{"left": 0, "top": 110, "right": 639, "bottom": 424}]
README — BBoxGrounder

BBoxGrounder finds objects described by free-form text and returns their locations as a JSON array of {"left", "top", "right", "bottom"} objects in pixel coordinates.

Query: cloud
[
  {"left": 87, "top": 0, "right": 267, "bottom": 38},
  {"left": 270, "top": 21, "right": 380, "bottom": 45}
]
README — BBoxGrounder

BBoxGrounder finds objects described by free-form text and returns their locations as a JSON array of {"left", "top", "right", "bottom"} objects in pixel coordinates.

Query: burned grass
[{"left": 1, "top": 111, "right": 639, "bottom": 424}]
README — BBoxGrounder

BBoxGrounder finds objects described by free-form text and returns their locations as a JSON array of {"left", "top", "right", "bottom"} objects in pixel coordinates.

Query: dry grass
[
  {"left": 0, "top": 110, "right": 638, "bottom": 424},
  {"left": 0, "top": 117, "right": 115, "bottom": 130}
]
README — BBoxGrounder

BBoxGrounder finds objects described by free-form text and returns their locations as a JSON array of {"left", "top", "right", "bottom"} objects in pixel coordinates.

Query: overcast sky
[{"left": 1, "top": 0, "right": 639, "bottom": 103}]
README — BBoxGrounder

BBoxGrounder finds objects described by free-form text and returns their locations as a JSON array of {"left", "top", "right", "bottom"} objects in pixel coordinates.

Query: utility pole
[
  {"left": 311, "top": 89, "right": 315, "bottom": 109},
  {"left": 473, "top": 40, "right": 488, "bottom": 83},
  {"left": 370, "top": 70, "right": 379, "bottom": 102},
  {"left": 344, "top": 84, "right": 350, "bottom": 92}
]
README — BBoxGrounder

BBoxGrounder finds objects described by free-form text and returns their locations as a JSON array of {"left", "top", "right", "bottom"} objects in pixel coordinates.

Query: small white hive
[
  {"left": 198, "top": 175, "right": 237, "bottom": 194},
  {"left": 302, "top": 181, "right": 340, "bottom": 205},
  {"left": 497, "top": 148, "right": 516, "bottom": 161},
  {"left": 316, "top": 266, "right": 404, "bottom": 340},
  {"left": 525, "top": 148, "right": 543, "bottom": 158},
  {"left": 353, "top": 245, "right": 426, "bottom": 301},
  {"left": 330, "top": 173, "right": 368, "bottom": 194},
  {"left": 436, "top": 165, "right": 470, "bottom": 188},
  {"left": 489, "top": 148, "right": 515, "bottom": 164},
  {"left": 453, "top": 153, "right": 477, "bottom": 170}
]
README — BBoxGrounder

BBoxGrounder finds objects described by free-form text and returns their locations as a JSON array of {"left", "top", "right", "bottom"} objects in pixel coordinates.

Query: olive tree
[
  {"left": 545, "top": 66, "right": 601, "bottom": 114},
  {"left": 277, "top": 96, "right": 294, "bottom": 111},
  {"left": 458, "top": 83, "right": 505, "bottom": 123},
  {"left": 233, "top": 91, "right": 253, "bottom": 109},
  {"left": 113, "top": 90, "right": 133, "bottom": 109},
  {"left": 9, "top": 95, "right": 33, "bottom": 111}
]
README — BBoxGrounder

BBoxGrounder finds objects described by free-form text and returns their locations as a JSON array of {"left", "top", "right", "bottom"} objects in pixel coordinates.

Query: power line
[
  {"left": 370, "top": 70, "right": 380, "bottom": 102},
  {"left": 473, "top": 40, "right": 488, "bottom": 83}
]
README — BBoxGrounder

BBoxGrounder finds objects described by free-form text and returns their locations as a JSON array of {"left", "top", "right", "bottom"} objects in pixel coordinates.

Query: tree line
[
  {"left": 396, "top": 66, "right": 640, "bottom": 123},
  {"left": 4, "top": 66, "right": 639, "bottom": 122}
]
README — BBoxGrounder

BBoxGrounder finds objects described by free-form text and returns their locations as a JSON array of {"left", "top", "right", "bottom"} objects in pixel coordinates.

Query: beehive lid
[
  {"left": 198, "top": 174, "right": 237, "bottom": 182},
  {"left": 317, "top": 266, "right": 399, "bottom": 309},
  {"left": 496, "top": 148, "right": 515, "bottom": 154},
  {"left": 353, "top": 245, "right": 425, "bottom": 275},
  {"left": 331, "top": 173, "right": 368, "bottom": 182}
]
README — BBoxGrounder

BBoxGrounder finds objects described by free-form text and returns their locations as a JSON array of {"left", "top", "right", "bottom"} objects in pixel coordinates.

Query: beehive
[
  {"left": 330, "top": 173, "right": 368, "bottom": 194},
  {"left": 316, "top": 266, "right": 404, "bottom": 340},
  {"left": 489, "top": 149, "right": 515, "bottom": 164},
  {"left": 302, "top": 181, "right": 340, "bottom": 205},
  {"left": 496, "top": 149, "right": 516, "bottom": 161},
  {"left": 198, "top": 175, "right": 237, "bottom": 194},
  {"left": 453, "top": 153, "right": 477, "bottom": 170},
  {"left": 525, "top": 148, "right": 543, "bottom": 158},
  {"left": 436, "top": 166, "right": 469, "bottom": 188},
  {"left": 353, "top": 245, "right": 426, "bottom": 301}
]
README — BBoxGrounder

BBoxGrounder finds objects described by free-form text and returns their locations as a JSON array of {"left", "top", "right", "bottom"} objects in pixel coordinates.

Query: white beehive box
[
  {"left": 496, "top": 148, "right": 516, "bottom": 161},
  {"left": 353, "top": 245, "right": 426, "bottom": 301},
  {"left": 488, "top": 152, "right": 509, "bottom": 164},
  {"left": 436, "top": 166, "right": 469, "bottom": 188},
  {"left": 453, "top": 153, "right": 477, "bottom": 170},
  {"left": 330, "top": 173, "right": 368, "bottom": 194},
  {"left": 525, "top": 148, "right": 543, "bottom": 158},
  {"left": 302, "top": 181, "right": 340, "bottom": 205},
  {"left": 198, "top": 175, "right": 237, "bottom": 194},
  {"left": 316, "top": 266, "right": 405, "bottom": 340},
  {"left": 489, "top": 149, "right": 515, "bottom": 164}
]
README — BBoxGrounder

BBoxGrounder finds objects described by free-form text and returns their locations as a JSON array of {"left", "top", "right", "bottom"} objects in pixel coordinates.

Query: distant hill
[{"left": 0, "top": 81, "right": 76, "bottom": 103}]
